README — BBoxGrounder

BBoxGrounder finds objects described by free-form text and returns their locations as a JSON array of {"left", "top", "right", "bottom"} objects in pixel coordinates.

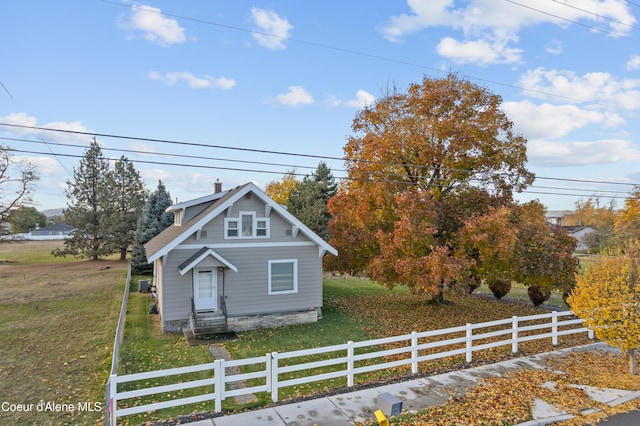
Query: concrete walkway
[{"left": 174, "top": 343, "right": 640, "bottom": 426}]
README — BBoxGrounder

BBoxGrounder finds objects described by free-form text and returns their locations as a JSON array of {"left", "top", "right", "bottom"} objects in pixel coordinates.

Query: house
[
  {"left": 562, "top": 225, "right": 596, "bottom": 251},
  {"left": 144, "top": 182, "right": 338, "bottom": 336},
  {"left": 29, "top": 222, "right": 75, "bottom": 240}
]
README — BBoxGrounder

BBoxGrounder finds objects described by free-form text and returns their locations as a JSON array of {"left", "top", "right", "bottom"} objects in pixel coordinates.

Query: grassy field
[{"left": 0, "top": 240, "right": 127, "bottom": 425}]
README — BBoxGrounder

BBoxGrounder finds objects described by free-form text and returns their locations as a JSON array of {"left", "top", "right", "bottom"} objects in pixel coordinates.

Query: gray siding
[
  {"left": 219, "top": 245, "right": 322, "bottom": 316},
  {"left": 158, "top": 190, "right": 326, "bottom": 329}
]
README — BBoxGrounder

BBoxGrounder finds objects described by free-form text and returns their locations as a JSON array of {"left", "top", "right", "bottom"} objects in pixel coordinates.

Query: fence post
[
  {"left": 465, "top": 323, "right": 473, "bottom": 363},
  {"left": 552, "top": 311, "right": 559, "bottom": 346},
  {"left": 512, "top": 316, "right": 519, "bottom": 354},
  {"left": 347, "top": 341, "right": 354, "bottom": 387},
  {"left": 214, "top": 359, "right": 224, "bottom": 412},
  {"left": 411, "top": 332, "right": 418, "bottom": 374},
  {"left": 271, "top": 352, "right": 279, "bottom": 403},
  {"left": 265, "top": 353, "right": 272, "bottom": 393},
  {"left": 107, "top": 374, "right": 117, "bottom": 426},
  {"left": 588, "top": 327, "right": 595, "bottom": 340}
]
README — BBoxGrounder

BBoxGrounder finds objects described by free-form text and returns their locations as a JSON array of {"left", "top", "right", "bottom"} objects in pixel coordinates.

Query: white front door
[{"left": 194, "top": 269, "right": 217, "bottom": 312}]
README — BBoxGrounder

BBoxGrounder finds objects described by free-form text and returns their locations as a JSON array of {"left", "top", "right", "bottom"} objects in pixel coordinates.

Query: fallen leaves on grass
[{"left": 383, "top": 350, "right": 640, "bottom": 426}]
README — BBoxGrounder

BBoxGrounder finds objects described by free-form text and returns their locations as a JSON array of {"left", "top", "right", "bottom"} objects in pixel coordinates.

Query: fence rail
[{"left": 106, "top": 310, "right": 593, "bottom": 425}]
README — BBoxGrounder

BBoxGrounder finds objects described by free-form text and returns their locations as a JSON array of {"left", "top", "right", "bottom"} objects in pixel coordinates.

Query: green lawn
[{"left": 0, "top": 241, "right": 126, "bottom": 426}]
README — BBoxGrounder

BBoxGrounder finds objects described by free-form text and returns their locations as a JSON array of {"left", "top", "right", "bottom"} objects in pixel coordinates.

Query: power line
[
  {"left": 99, "top": 0, "right": 638, "bottom": 111},
  {"left": 506, "top": 0, "right": 640, "bottom": 42},
  {"left": 551, "top": 0, "right": 639, "bottom": 32},
  {"left": 3, "top": 123, "right": 638, "bottom": 190}
]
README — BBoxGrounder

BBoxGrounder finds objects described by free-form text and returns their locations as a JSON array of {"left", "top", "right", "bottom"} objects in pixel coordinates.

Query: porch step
[{"left": 191, "top": 313, "right": 228, "bottom": 337}]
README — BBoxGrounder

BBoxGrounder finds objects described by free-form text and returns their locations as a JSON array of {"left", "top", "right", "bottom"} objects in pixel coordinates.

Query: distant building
[
  {"left": 562, "top": 226, "right": 596, "bottom": 251},
  {"left": 29, "top": 222, "right": 75, "bottom": 240}
]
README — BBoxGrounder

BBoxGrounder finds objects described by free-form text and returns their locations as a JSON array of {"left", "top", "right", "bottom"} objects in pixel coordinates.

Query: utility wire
[
  {"left": 551, "top": 0, "right": 639, "bottom": 31},
  {"left": 99, "top": 0, "right": 638, "bottom": 110},
  {"left": 506, "top": 0, "right": 640, "bottom": 42},
  {"left": 3, "top": 123, "right": 638, "bottom": 189},
  {"left": 8, "top": 146, "right": 634, "bottom": 200}
]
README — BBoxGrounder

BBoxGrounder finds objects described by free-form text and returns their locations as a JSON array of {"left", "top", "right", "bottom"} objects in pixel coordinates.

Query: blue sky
[{"left": 2, "top": 0, "right": 640, "bottom": 212}]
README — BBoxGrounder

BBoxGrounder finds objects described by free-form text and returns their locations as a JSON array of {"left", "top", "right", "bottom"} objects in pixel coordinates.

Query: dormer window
[{"left": 225, "top": 211, "right": 270, "bottom": 239}]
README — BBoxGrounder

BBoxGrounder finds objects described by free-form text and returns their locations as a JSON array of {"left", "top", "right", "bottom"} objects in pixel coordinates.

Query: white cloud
[
  {"left": 381, "top": 0, "right": 635, "bottom": 65},
  {"left": 545, "top": 39, "right": 562, "bottom": 55},
  {"left": 148, "top": 71, "right": 236, "bottom": 90},
  {"left": 436, "top": 36, "right": 523, "bottom": 66},
  {"left": 527, "top": 138, "right": 640, "bottom": 167},
  {"left": 120, "top": 4, "right": 186, "bottom": 46},
  {"left": 626, "top": 54, "right": 640, "bottom": 70},
  {"left": 328, "top": 90, "right": 376, "bottom": 109},
  {"left": 518, "top": 68, "right": 640, "bottom": 109},
  {"left": 502, "top": 100, "right": 621, "bottom": 140},
  {"left": 250, "top": 8, "right": 293, "bottom": 50},
  {"left": 275, "top": 86, "right": 314, "bottom": 107},
  {"left": 0, "top": 112, "right": 92, "bottom": 144}
]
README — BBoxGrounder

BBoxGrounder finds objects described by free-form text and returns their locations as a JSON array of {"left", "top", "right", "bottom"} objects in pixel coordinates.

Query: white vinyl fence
[{"left": 105, "top": 310, "right": 594, "bottom": 425}]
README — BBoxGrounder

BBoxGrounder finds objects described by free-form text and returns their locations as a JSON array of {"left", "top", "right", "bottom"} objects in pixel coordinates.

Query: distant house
[
  {"left": 144, "top": 182, "right": 338, "bottom": 336},
  {"left": 562, "top": 226, "right": 596, "bottom": 251},
  {"left": 29, "top": 222, "right": 75, "bottom": 240}
]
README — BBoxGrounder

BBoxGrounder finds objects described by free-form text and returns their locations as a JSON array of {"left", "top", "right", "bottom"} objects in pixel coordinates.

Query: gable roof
[
  {"left": 178, "top": 246, "right": 237, "bottom": 275},
  {"left": 145, "top": 182, "right": 337, "bottom": 263},
  {"left": 31, "top": 222, "right": 75, "bottom": 234}
]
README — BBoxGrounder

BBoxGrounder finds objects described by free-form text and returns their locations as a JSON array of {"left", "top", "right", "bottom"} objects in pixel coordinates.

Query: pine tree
[
  {"left": 287, "top": 162, "right": 337, "bottom": 241},
  {"left": 53, "top": 138, "right": 110, "bottom": 260},
  {"left": 101, "top": 156, "right": 148, "bottom": 260},
  {"left": 131, "top": 180, "right": 174, "bottom": 274}
]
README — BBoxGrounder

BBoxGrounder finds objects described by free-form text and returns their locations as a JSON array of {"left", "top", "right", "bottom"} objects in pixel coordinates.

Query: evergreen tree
[
  {"left": 131, "top": 180, "right": 174, "bottom": 274},
  {"left": 53, "top": 138, "right": 110, "bottom": 260},
  {"left": 101, "top": 156, "right": 148, "bottom": 260},
  {"left": 287, "top": 162, "right": 337, "bottom": 241}
]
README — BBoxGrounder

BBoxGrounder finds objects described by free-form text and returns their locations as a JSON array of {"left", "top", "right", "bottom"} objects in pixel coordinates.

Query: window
[
  {"left": 226, "top": 220, "right": 238, "bottom": 237},
  {"left": 241, "top": 213, "right": 253, "bottom": 237},
  {"left": 257, "top": 220, "right": 268, "bottom": 237},
  {"left": 268, "top": 259, "right": 298, "bottom": 294},
  {"left": 225, "top": 212, "right": 269, "bottom": 239}
]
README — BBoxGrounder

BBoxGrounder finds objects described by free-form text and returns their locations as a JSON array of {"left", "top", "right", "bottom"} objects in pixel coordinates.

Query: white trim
[
  {"left": 193, "top": 268, "right": 218, "bottom": 312},
  {"left": 224, "top": 210, "right": 270, "bottom": 239},
  {"left": 173, "top": 242, "right": 316, "bottom": 250},
  {"left": 147, "top": 182, "right": 337, "bottom": 262},
  {"left": 268, "top": 259, "right": 298, "bottom": 295},
  {"left": 179, "top": 248, "right": 238, "bottom": 275}
]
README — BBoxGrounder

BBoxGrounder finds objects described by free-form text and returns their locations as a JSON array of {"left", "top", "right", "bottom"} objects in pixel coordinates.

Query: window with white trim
[
  {"left": 268, "top": 259, "right": 298, "bottom": 294},
  {"left": 225, "top": 212, "right": 270, "bottom": 239}
]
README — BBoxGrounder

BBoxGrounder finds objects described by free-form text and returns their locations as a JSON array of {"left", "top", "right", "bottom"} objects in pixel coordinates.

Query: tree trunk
[
  {"left": 120, "top": 247, "right": 127, "bottom": 261},
  {"left": 630, "top": 348, "right": 637, "bottom": 375}
]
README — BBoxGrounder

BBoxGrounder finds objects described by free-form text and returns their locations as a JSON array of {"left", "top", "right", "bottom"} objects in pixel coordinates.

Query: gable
[{"left": 145, "top": 182, "right": 337, "bottom": 262}]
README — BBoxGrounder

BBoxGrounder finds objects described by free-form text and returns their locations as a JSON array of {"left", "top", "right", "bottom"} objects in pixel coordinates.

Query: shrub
[
  {"left": 488, "top": 278, "right": 512, "bottom": 300},
  {"left": 527, "top": 285, "right": 551, "bottom": 306}
]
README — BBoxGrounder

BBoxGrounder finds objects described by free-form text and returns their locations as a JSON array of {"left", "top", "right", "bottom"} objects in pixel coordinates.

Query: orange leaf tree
[
  {"left": 328, "top": 73, "right": 536, "bottom": 299},
  {"left": 567, "top": 246, "right": 640, "bottom": 374}
]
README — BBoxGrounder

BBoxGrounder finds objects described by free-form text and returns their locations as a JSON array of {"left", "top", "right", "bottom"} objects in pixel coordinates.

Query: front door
[{"left": 194, "top": 269, "right": 217, "bottom": 312}]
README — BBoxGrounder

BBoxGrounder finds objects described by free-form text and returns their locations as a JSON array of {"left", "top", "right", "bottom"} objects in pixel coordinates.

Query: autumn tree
[
  {"left": 53, "top": 139, "right": 111, "bottom": 260},
  {"left": 265, "top": 170, "right": 298, "bottom": 205},
  {"left": 511, "top": 201, "right": 578, "bottom": 297},
  {"left": 287, "top": 162, "right": 337, "bottom": 241},
  {"left": 131, "top": 180, "right": 173, "bottom": 274},
  {"left": 101, "top": 156, "right": 148, "bottom": 260},
  {"left": 568, "top": 245, "right": 640, "bottom": 374},
  {"left": 0, "top": 144, "right": 39, "bottom": 239},
  {"left": 613, "top": 186, "right": 640, "bottom": 246},
  {"left": 328, "top": 73, "right": 534, "bottom": 298}
]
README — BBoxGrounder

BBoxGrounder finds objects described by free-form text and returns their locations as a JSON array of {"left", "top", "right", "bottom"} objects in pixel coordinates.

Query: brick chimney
[{"left": 214, "top": 179, "right": 223, "bottom": 194}]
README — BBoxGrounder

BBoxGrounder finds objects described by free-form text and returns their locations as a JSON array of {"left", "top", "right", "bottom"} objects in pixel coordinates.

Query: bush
[
  {"left": 488, "top": 278, "right": 512, "bottom": 300},
  {"left": 461, "top": 274, "right": 482, "bottom": 294},
  {"left": 527, "top": 285, "right": 551, "bottom": 306}
]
